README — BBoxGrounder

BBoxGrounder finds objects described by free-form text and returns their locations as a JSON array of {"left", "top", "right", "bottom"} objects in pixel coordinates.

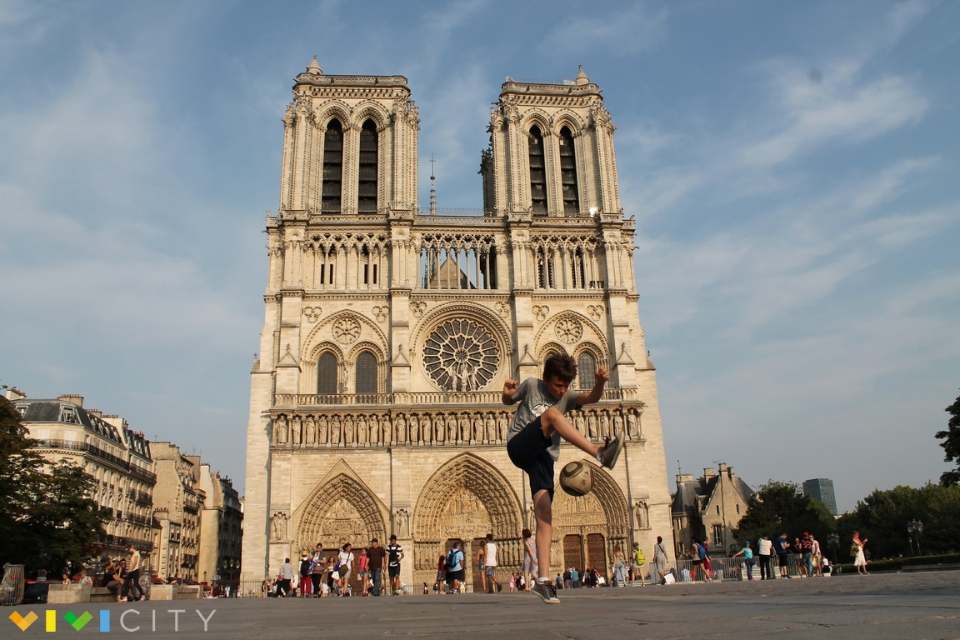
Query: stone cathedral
[{"left": 240, "top": 58, "right": 674, "bottom": 591}]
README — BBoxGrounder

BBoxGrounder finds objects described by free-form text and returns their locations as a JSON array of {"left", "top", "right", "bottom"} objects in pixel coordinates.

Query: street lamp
[{"left": 907, "top": 519, "right": 924, "bottom": 556}]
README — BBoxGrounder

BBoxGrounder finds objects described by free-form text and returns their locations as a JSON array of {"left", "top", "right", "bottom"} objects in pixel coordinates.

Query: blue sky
[{"left": 1, "top": 0, "right": 957, "bottom": 511}]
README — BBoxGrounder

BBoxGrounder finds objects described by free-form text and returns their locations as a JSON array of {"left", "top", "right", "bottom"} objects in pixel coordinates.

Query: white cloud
[{"left": 541, "top": 2, "right": 668, "bottom": 55}]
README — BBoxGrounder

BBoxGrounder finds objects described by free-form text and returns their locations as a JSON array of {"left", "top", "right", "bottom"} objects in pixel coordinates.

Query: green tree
[
  {"left": 936, "top": 390, "right": 960, "bottom": 486},
  {"left": 734, "top": 481, "right": 835, "bottom": 547},
  {"left": 837, "top": 484, "right": 960, "bottom": 560},
  {"left": 0, "top": 397, "right": 105, "bottom": 576}
]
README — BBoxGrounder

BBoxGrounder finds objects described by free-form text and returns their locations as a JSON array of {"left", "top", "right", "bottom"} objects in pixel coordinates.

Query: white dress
[{"left": 853, "top": 544, "right": 866, "bottom": 567}]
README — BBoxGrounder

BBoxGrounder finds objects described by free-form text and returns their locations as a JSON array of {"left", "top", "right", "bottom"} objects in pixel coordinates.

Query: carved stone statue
[
  {"left": 380, "top": 414, "right": 391, "bottom": 445},
  {"left": 459, "top": 414, "right": 470, "bottom": 443},
  {"left": 331, "top": 415, "right": 342, "bottom": 445},
  {"left": 344, "top": 416, "right": 355, "bottom": 445},
  {"left": 472, "top": 413, "right": 483, "bottom": 443},
  {"left": 290, "top": 417, "right": 301, "bottom": 446},
  {"left": 434, "top": 414, "right": 444, "bottom": 443},
  {"left": 305, "top": 417, "right": 316, "bottom": 445},
  {"left": 484, "top": 413, "right": 496, "bottom": 443},
  {"left": 575, "top": 413, "right": 586, "bottom": 434},
  {"left": 318, "top": 415, "right": 328, "bottom": 444},
  {"left": 497, "top": 413, "right": 509, "bottom": 440},
  {"left": 394, "top": 507, "right": 410, "bottom": 538},
  {"left": 446, "top": 415, "right": 457, "bottom": 443},
  {"left": 612, "top": 412, "right": 624, "bottom": 438},
  {"left": 587, "top": 412, "right": 598, "bottom": 439},
  {"left": 273, "top": 417, "right": 287, "bottom": 445},
  {"left": 357, "top": 416, "right": 368, "bottom": 446},
  {"left": 627, "top": 408, "right": 640, "bottom": 439},
  {"left": 395, "top": 414, "right": 406, "bottom": 444},
  {"left": 409, "top": 414, "right": 420, "bottom": 444},
  {"left": 599, "top": 411, "right": 610, "bottom": 439},
  {"left": 270, "top": 511, "right": 288, "bottom": 542}
]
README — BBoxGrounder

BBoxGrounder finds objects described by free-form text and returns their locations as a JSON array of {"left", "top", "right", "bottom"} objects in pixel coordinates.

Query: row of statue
[{"left": 271, "top": 406, "right": 643, "bottom": 448}]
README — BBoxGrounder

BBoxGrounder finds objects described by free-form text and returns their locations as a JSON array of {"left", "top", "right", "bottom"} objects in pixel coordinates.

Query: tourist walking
[
  {"left": 757, "top": 535, "right": 773, "bottom": 580},
  {"left": 434, "top": 555, "right": 446, "bottom": 594},
  {"left": 368, "top": 539, "right": 386, "bottom": 596},
  {"left": 801, "top": 532, "right": 814, "bottom": 578},
  {"left": 631, "top": 542, "right": 646, "bottom": 586},
  {"left": 121, "top": 545, "right": 144, "bottom": 602},
  {"left": 732, "top": 541, "right": 755, "bottom": 580},
  {"left": 385, "top": 535, "right": 402, "bottom": 596},
  {"left": 357, "top": 549, "right": 370, "bottom": 596},
  {"left": 484, "top": 533, "right": 499, "bottom": 593},
  {"left": 311, "top": 545, "right": 324, "bottom": 597},
  {"left": 476, "top": 547, "right": 487, "bottom": 594},
  {"left": 278, "top": 558, "right": 294, "bottom": 597},
  {"left": 852, "top": 531, "right": 869, "bottom": 575},
  {"left": 521, "top": 528, "right": 538, "bottom": 591},
  {"left": 811, "top": 535, "right": 823, "bottom": 577},
  {"left": 611, "top": 546, "right": 627, "bottom": 587},
  {"left": 299, "top": 551, "right": 313, "bottom": 596},
  {"left": 774, "top": 533, "right": 791, "bottom": 578},
  {"left": 445, "top": 541, "right": 465, "bottom": 593},
  {"left": 337, "top": 543, "right": 354, "bottom": 596},
  {"left": 653, "top": 536, "right": 669, "bottom": 584}
]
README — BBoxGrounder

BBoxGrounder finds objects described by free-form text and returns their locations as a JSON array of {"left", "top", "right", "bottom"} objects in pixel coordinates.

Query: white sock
[{"left": 538, "top": 576, "right": 549, "bottom": 583}]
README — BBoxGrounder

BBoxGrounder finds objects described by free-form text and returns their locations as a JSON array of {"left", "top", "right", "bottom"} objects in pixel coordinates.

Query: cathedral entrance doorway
[{"left": 413, "top": 454, "right": 523, "bottom": 590}]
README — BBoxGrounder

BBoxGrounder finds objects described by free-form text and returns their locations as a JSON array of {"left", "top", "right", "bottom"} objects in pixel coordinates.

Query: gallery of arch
[{"left": 241, "top": 58, "right": 675, "bottom": 590}]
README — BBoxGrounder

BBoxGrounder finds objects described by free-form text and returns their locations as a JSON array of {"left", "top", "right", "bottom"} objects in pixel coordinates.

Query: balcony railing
[
  {"left": 275, "top": 387, "right": 640, "bottom": 408},
  {"left": 30, "top": 439, "right": 157, "bottom": 483}
]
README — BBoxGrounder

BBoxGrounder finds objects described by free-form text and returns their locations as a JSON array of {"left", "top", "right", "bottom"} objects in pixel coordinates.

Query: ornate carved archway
[
  {"left": 551, "top": 461, "right": 630, "bottom": 577},
  {"left": 412, "top": 453, "right": 523, "bottom": 588},
  {"left": 297, "top": 473, "right": 387, "bottom": 552}
]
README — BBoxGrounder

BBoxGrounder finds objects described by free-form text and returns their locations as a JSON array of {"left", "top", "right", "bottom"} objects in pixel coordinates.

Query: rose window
[{"left": 423, "top": 319, "right": 500, "bottom": 391}]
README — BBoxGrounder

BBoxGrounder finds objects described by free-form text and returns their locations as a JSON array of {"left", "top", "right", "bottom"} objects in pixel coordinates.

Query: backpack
[{"left": 446, "top": 548, "right": 460, "bottom": 570}]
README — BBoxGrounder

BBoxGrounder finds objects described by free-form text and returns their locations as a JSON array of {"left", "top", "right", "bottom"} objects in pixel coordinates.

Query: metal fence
[{"left": 672, "top": 554, "right": 818, "bottom": 582}]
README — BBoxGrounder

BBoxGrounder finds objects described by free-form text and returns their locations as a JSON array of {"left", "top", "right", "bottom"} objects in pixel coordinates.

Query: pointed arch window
[
  {"left": 358, "top": 120, "right": 378, "bottom": 213},
  {"left": 322, "top": 120, "right": 343, "bottom": 213},
  {"left": 559, "top": 127, "right": 579, "bottom": 215},
  {"left": 528, "top": 126, "right": 547, "bottom": 214},
  {"left": 577, "top": 351, "right": 597, "bottom": 390},
  {"left": 317, "top": 352, "right": 338, "bottom": 395},
  {"left": 355, "top": 350, "right": 378, "bottom": 395}
]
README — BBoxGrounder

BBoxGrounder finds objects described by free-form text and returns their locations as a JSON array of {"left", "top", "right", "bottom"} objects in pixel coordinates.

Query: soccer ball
[{"left": 559, "top": 461, "right": 593, "bottom": 497}]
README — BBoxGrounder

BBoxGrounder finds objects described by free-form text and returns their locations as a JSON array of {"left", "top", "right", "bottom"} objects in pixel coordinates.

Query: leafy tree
[
  {"left": 837, "top": 484, "right": 960, "bottom": 560},
  {"left": 936, "top": 390, "right": 960, "bottom": 486},
  {"left": 734, "top": 481, "right": 835, "bottom": 547},
  {"left": 0, "top": 397, "right": 105, "bottom": 576}
]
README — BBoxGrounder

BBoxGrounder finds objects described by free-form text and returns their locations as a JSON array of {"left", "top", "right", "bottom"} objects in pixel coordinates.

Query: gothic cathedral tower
[{"left": 240, "top": 59, "right": 673, "bottom": 591}]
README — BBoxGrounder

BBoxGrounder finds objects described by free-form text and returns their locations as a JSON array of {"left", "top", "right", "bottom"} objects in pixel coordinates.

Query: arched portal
[
  {"left": 552, "top": 461, "right": 630, "bottom": 581},
  {"left": 297, "top": 473, "right": 387, "bottom": 552},
  {"left": 412, "top": 453, "right": 523, "bottom": 590}
]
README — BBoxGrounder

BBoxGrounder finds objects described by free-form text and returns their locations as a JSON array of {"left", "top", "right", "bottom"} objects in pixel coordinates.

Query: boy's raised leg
[
  {"left": 540, "top": 407, "right": 624, "bottom": 468},
  {"left": 531, "top": 489, "right": 559, "bottom": 604}
]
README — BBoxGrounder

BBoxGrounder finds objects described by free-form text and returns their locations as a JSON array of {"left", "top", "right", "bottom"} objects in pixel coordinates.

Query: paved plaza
[{"left": 8, "top": 571, "right": 959, "bottom": 639}]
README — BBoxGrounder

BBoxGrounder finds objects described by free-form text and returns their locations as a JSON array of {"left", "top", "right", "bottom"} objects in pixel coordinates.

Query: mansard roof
[{"left": 16, "top": 398, "right": 123, "bottom": 444}]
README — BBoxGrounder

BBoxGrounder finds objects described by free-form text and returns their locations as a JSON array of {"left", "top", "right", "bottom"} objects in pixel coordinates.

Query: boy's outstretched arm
[{"left": 575, "top": 367, "right": 608, "bottom": 406}]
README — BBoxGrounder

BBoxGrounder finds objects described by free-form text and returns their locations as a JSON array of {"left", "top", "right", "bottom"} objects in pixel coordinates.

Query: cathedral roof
[{"left": 293, "top": 57, "right": 409, "bottom": 92}]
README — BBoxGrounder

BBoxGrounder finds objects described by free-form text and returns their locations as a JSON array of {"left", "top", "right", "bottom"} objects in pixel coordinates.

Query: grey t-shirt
[{"left": 506, "top": 378, "right": 579, "bottom": 460}]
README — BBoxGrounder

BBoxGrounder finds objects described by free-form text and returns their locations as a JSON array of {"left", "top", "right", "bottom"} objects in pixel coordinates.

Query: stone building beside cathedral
[{"left": 241, "top": 58, "right": 674, "bottom": 591}]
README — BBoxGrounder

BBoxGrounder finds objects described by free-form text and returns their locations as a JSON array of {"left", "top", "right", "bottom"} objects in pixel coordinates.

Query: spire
[
  {"left": 429, "top": 155, "right": 437, "bottom": 215},
  {"left": 575, "top": 64, "right": 589, "bottom": 86},
  {"left": 307, "top": 55, "right": 323, "bottom": 75}
]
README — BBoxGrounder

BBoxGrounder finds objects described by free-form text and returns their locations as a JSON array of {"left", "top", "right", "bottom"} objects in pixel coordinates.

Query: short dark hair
[
  {"left": 371, "top": 538, "right": 378, "bottom": 543},
  {"left": 522, "top": 528, "right": 531, "bottom": 538},
  {"left": 543, "top": 353, "right": 577, "bottom": 383},
  {"left": 390, "top": 534, "right": 397, "bottom": 540},
  {"left": 486, "top": 533, "right": 493, "bottom": 540}
]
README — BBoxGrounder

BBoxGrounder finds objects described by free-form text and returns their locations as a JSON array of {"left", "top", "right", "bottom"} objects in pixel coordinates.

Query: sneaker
[
  {"left": 532, "top": 581, "right": 559, "bottom": 605},
  {"left": 598, "top": 436, "right": 624, "bottom": 469}
]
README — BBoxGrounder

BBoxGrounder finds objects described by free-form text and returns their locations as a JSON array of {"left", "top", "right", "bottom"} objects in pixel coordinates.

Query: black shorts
[
  {"left": 446, "top": 569, "right": 465, "bottom": 584},
  {"left": 777, "top": 554, "right": 789, "bottom": 567},
  {"left": 388, "top": 565, "right": 400, "bottom": 578},
  {"left": 507, "top": 416, "right": 555, "bottom": 501}
]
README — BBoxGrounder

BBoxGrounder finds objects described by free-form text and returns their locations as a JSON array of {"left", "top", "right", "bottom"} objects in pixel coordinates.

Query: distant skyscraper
[{"left": 803, "top": 478, "right": 838, "bottom": 515}]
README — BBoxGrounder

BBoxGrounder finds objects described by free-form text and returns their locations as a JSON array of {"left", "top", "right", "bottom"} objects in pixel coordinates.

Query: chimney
[
  {"left": 102, "top": 415, "right": 125, "bottom": 430},
  {"left": 88, "top": 409, "right": 104, "bottom": 419},
  {"left": 703, "top": 467, "right": 717, "bottom": 480},
  {"left": 57, "top": 394, "right": 84, "bottom": 407}
]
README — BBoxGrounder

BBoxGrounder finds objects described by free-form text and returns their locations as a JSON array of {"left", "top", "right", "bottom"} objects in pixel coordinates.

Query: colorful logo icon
[
  {"left": 8, "top": 611, "right": 37, "bottom": 632},
  {"left": 64, "top": 611, "right": 93, "bottom": 631}
]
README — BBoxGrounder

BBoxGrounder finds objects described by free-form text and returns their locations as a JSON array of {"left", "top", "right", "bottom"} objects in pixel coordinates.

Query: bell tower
[{"left": 279, "top": 56, "right": 420, "bottom": 215}]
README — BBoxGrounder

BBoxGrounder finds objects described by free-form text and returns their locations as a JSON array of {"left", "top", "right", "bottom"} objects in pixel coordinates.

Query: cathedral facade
[{"left": 240, "top": 58, "right": 675, "bottom": 592}]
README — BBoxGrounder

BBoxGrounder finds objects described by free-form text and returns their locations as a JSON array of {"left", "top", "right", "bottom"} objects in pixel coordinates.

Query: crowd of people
[{"left": 264, "top": 534, "right": 404, "bottom": 598}]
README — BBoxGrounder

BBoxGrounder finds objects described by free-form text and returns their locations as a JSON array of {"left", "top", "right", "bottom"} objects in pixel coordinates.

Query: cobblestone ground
[{"left": 8, "top": 571, "right": 960, "bottom": 639}]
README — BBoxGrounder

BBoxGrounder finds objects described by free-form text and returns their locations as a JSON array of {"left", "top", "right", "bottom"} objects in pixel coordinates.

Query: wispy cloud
[{"left": 541, "top": 1, "right": 668, "bottom": 55}]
